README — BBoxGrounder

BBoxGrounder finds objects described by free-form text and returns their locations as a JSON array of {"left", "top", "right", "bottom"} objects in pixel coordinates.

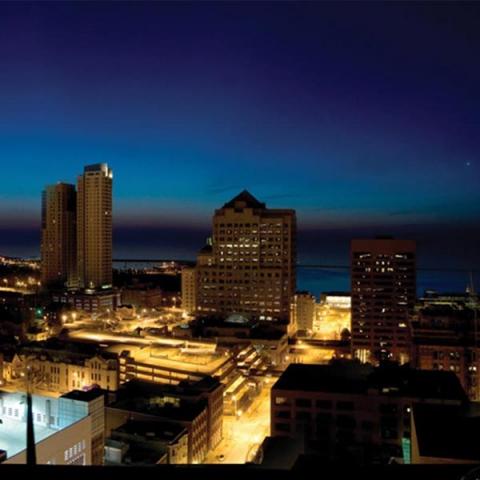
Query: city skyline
[
  {"left": 0, "top": 2, "right": 480, "bottom": 270},
  {"left": 1, "top": 2, "right": 480, "bottom": 470}
]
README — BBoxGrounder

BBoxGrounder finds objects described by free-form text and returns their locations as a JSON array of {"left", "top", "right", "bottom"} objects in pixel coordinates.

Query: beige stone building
[
  {"left": 41, "top": 183, "right": 77, "bottom": 289},
  {"left": 3, "top": 347, "right": 119, "bottom": 395},
  {"left": 181, "top": 266, "right": 197, "bottom": 314},
  {"left": 291, "top": 292, "right": 316, "bottom": 334},
  {"left": 196, "top": 190, "right": 296, "bottom": 323},
  {"left": 77, "top": 163, "right": 113, "bottom": 290}
]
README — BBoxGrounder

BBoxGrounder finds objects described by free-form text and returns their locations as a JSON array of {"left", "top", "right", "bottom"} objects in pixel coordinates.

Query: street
[{"left": 205, "top": 382, "right": 272, "bottom": 464}]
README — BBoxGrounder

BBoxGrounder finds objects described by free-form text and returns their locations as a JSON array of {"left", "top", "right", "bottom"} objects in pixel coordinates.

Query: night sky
[{"left": 1, "top": 2, "right": 479, "bottom": 271}]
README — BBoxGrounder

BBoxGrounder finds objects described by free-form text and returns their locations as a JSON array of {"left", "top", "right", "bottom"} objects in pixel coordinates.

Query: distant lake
[
  {"left": 113, "top": 261, "right": 478, "bottom": 297},
  {"left": 296, "top": 266, "right": 478, "bottom": 297}
]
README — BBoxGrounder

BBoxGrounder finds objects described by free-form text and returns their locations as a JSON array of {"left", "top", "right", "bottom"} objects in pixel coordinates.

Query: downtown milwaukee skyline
[
  {"left": 2, "top": 3, "right": 480, "bottom": 470},
  {"left": 0, "top": 2, "right": 479, "bottom": 269}
]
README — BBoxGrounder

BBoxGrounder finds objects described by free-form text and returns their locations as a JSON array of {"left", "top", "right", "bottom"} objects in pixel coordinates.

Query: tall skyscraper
[
  {"left": 351, "top": 237, "right": 416, "bottom": 364},
  {"left": 40, "top": 183, "right": 77, "bottom": 289},
  {"left": 196, "top": 190, "right": 296, "bottom": 322},
  {"left": 77, "top": 163, "right": 113, "bottom": 290}
]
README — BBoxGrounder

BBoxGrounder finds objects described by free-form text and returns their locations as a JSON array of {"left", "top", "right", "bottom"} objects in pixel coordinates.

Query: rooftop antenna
[{"left": 25, "top": 366, "right": 37, "bottom": 465}]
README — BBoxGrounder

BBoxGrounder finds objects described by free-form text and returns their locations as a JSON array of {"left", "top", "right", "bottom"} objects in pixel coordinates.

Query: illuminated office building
[
  {"left": 196, "top": 191, "right": 296, "bottom": 323},
  {"left": 351, "top": 238, "right": 416, "bottom": 364}
]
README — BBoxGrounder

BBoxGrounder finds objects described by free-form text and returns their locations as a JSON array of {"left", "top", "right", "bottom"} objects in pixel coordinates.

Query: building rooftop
[
  {"left": 109, "top": 378, "right": 217, "bottom": 422},
  {"left": 66, "top": 330, "right": 230, "bottom": 379},
  {"left": 413, "top": 403, "right": 480, "bottom": 461},
  {"left": 273, "top": 362, "right": 372, "bottom": 394},
  {"left": 196, "top": 317, "right": 286, "bottom": 340},
  {"left": 272, "top": 362, "right": 468, "bottom": 402},
  {"left": 121, "top": 443, "right": 167, "bottom": 465},
  {"left": 222, "top": 190, "right": 266, "bottom": 209},
  {"left": 112, "top": 419, "right": 187, "bottom": 443},
  {"left": 19, "top": 338, "right": 117, "bottom": 366},
  {"left": 0, "top": 391, "right": 87, "bottom": 460},
  {"left": 121, "top": 376, "right": 221, "bottom": 399},
  {"left": 321, "top": 291, "right": 351, "bottom": 297},
  {"left": 61, "top": 388, "right": 105, "bottom": 402},
  {"left": 84, "top": 163, "right": 110, "bottom": 173},
  {"left": 109, "top": 396, "right": 206, "bottom": 423}
]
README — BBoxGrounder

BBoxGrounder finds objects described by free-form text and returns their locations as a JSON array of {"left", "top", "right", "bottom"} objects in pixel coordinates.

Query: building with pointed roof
[{"left": 193, "top": 190, "right": 296, "bottom": 324}]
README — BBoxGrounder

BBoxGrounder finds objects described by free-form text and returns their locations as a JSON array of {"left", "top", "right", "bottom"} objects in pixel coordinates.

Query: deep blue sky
[{"left": 0, "top": 2, "right": 479, "bottom": 269}]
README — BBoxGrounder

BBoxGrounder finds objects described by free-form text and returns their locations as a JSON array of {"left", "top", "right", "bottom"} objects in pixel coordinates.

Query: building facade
[
  {"left": 196, "top": 190, "right": 296, "bottom": 323},
  {"left": 41, "top": 183, "right": 77, "bottom": 289},
  {"left": 181, "top": 267, "right": 197, "bottom": 315},
  {"left": 106, "top": 378, "right": 223, "bottom": 464},
  {"left": 121, "top": 286, "right": 163, "bottom": 308},
  {"left": 1, "top": 391, "right": 94, "bottom": 465},
  {"left": 291, "top": 292, "right": 316, "bottom": 334},
  {"left": 52, "top": 289, "right": 121, "bottom": 314},
  {"left": 351, "top": 238, "right": 416, "bottom": 364},
  {"left": 106, "top": 420, "right": 188, "bottom": 464},
  {"left": 60, "top": 389, "right": 106, "bottom": 465},
  {"left": 271, "top": 362, "right": 468, "bottom": 464},
  {"left": 411, "top": 300, "right": 480, "bottom": 401},
  {"left": 77, "top": 163, "right": 113, "bottom": 290},
  {"left": 4, "top": 347, "right": 119, "bottom": 395}
]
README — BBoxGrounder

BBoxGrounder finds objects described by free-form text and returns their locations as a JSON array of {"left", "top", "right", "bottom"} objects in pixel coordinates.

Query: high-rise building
[
  {"left": 41, "top": 183, "right": 77, "bottom": 289},
  {"left": 77, "top": 163, "right": 113, "bottom": 290},
  {"left": 196, "top": 190, "right": 296, "bottom": 323},
  {"left": 181, "top": 266, "right": 197, "bottom": 315},
  {"left": 351, "top": 237, "right": 416, "bottom": 364}
]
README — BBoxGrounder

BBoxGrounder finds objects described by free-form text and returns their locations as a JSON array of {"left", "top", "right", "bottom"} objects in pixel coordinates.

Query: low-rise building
[
  {"left": 411, "top": 403, "right": 480, "bottom": 464},
  {"left": 2, "top": 340, "right": 119, "bottom": 395},
  {"left": 291, "top": 292, "right": 316, "bottom": 335},
  {"left": 271, "top": 361, "right": 468, "bottom": 464},
  {"left": 0, "top": 389, "right": 102, "bottom": 465},
  {"left": 60, "top": 389, "right": 106, "bottom": 465},
  {"left": 290, "top": 291, "right": 351, "bottom": 340},
  {"left": 104, "top": 438, "right": 168, "bottom": 465},
  {"left": 52, "top": 289, "right": 121, "bottom": 314},
  {"left": 412, "top": 301, "right": 480, "bottom": 400},
  {"left": 107, "top": 420, "right": 188, "bottom": 464},
  {"left": 121, "top": 286, "right": 163, "bottom": 308},
  {"left": 106, "top": 377, "right": 223, "bottom": 464},
  {"left": 188, "top": 316, "right": 289, "bottom": 367}
]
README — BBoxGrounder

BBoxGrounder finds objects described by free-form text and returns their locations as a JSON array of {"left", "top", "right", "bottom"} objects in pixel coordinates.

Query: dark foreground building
[{"left": 270, "top": 361, "right": 469, "bottom": 464}]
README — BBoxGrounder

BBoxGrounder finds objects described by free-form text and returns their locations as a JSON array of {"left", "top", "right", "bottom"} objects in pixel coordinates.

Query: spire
[{"left": 26, "top": 392, "right": 36, "bottom": 465}]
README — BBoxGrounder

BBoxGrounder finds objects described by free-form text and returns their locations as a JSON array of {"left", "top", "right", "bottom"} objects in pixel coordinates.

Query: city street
[{"left": 205, "top": 382, "right": 272, "bottom": 464}]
